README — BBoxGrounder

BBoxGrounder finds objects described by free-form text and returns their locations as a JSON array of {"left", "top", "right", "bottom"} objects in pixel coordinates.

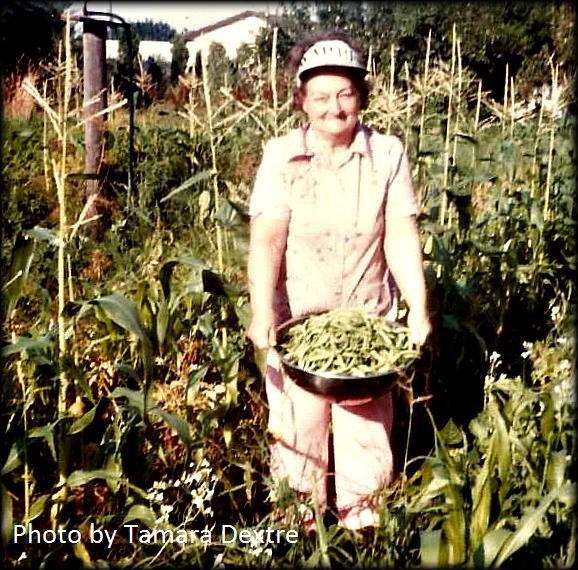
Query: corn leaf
[
  {"left": 546, "top": 451, "right": 568, "bottom": 492},
  {"left": 186, "top": 365, "right": 209, "bottom": 406},
  {"left": 67, "top": 469, "right": 122, "bottom": 487},
  {"left": 473, "top": 527, "right": 513, "bottom": 567},
  {"left": 123, "top": 504, "right": 158, "bottom": 527},
  {"left": 494, "top": 487, "right": 560, "bottom": 566},
  {"left": 156, "top": 299, "right": 170, "bottom": 348},
  {"left": 159, "top": 169, "right": 212, "bottom": 203},
  {"left": 28, "top": 422, "right": 58, "bottom": 461},
  {"left": 0, "top": 442, "right": 22, "bottom": 476},
  {"left": 420, "top": 529, "right": 447, "bottom": 567},
  {"left": 68, "top": 406, "right": 97, "bottom": 435},
  {"left": 87, "top": 294, "right": 150, "bottom": 347},
  {"left": 1, "top": 484, "right": 13, "bottom": 548},
  {"left": 2, "top": 231, "right": 34, "bottom": 320},
  {"left": 151, "top": 407, "right": 192, "bottom": 444},
  {"left": 72, "top": 541, "right": 93, "bottom": 567},
  {"left": 28, "top": 494, "right": 50, "bottom": 522},
  {"left": 1, "top": 331, "right": 54, "bottom": 357},
  {"left": 556, "top": 481, "right": 576, "bottom": 508},
  {"left": 470, "top": 458, "right": 492, "bottom": 551},
  {"left": 110, "top": 387, "right": 145, "bottom": 416}
]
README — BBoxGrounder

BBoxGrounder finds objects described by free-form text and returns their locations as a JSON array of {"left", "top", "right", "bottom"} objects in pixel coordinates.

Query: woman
[{"left": 247, "top": 30, "right": 431, "bottom": 531}]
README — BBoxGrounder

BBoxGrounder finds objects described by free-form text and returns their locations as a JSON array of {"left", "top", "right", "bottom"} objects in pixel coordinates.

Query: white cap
[{"left": 296, "top": 40, "right": 367, "bottom": 84}]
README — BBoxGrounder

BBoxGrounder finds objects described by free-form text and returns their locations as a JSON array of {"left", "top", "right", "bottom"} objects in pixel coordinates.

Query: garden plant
[{"left": 1, "top": 12, "right": 575, "bottom": 569}]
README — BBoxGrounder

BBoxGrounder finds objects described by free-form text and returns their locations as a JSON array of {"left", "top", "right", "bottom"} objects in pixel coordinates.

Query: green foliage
[
  {"left": 261, "top": 1, "right": 575, "bottom": 99},
  {"left": 1, "top": 14, "right": 575, "bottom": 567},
  {"left": 206, "top": 42, "right": 234, "bottom": 92},
  {"left": 170, "top": 34, "right": 188, "bottom": 83},
  {"left": 1, "top": 118, "right": 52, "bottom": 249},
  {"left": 131, "top": 19, "right": 176, "bottom": 41},
  {"left": 409, "top": 363, "right": 575, "bottom": 567}
]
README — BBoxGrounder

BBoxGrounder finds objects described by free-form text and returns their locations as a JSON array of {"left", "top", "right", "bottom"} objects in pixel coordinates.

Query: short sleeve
[
  {"left": 248, "top": 138, "right": 291, "bottom": 219},
  {"left": 384, "top": 138, "right": 418, "bottom": 219}
]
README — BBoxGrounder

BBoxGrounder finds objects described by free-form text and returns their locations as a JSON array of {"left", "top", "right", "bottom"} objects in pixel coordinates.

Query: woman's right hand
[{"left": 247, "top": 316, "right": 277, "bottom": 350}]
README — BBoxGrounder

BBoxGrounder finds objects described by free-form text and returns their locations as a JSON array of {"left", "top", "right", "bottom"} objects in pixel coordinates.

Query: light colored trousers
[{"left": 265, "top": 350, "right": 394, "bottom": 529}]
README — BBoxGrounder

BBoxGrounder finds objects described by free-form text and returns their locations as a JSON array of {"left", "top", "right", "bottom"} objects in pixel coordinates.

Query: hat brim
[{"left": 298, "top": 64, "right": 368, "bottom": 84}]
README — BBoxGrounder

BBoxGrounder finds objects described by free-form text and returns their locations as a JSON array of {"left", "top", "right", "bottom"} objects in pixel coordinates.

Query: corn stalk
[
  {"left": 502, "top": 63, "right": 509, "bottom": 133},
  {"left": 418, "top": 29, "right": 432, "bottom": 156},
  {"left": 404, "top": 61, "right": 411, "bottom": 151},
  {"left": 201, "top": 49, "right": 227, "bottom": 348},
  {"left": 451, "top": 38, "right": 462, "bottom": 163},
  {"left": 270, "top": 26, "right": 279, "bottom": 138},
  {"left": 387, "top": 43, "right": 396, "bottom": 135},
  {"left": 544, "top": 62, "right": 558, "bottom": 221},
  {"left": 440, "top": 23, "right": 457, "bottom": 227},
  {"left": 530, "top": 86, "right": 545, "bottom": 199},
  {"left": 509, "top": 76, "right": 515, "bottom": 138},
  {"left": 20, "top": 15, "right": 114, "bottom": 527},
  {"left": 22, "top": 15, "right": 73, "bottom": 528}
]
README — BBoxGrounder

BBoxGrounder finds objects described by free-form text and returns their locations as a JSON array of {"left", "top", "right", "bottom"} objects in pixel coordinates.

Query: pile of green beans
[{"left": 278, "top": 308, "right": 419, "bottom": 377}]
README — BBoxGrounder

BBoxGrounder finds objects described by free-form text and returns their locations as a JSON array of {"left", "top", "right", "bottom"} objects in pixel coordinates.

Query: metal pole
[{"left": 83, "top": 18, "right": 107, "bottom": 201}]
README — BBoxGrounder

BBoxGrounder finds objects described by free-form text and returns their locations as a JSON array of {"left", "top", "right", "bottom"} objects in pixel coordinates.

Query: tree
[
  {"left": 206, "top": 42, "right": 234, "bottom": 92},
  {"left": 0, "top": 1, "right": 70, "bottom": 76},
  {"left": 170, "top": 34, "right": 188, "bottom": 83},
  {"left": 254, "top": 1, "right": 315, "bottom": 69},
  {"left": 132, "top": 19, "right": 176, "bottom": 41},
  {"left": 264, "top": 1, "right": 575, "bottom": 101}
]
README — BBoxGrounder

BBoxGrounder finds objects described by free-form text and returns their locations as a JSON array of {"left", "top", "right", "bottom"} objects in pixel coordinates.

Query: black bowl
[{"left": 274, "top": 314, "right": 417, "bottom": 405}]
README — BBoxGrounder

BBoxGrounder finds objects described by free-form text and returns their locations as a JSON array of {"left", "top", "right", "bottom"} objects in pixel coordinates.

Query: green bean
[{"left": 278, "top": 308, "right": 419, "bottom": 377}]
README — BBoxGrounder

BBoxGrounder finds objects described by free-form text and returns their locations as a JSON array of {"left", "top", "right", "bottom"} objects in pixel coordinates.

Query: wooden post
[{"left": 83, "top": 18, "right": 107, "bottom": 202}]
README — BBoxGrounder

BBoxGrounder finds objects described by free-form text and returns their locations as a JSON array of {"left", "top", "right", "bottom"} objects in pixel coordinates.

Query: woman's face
[{"left": 302, "top": 71, "right": 361, "bottom": 142}]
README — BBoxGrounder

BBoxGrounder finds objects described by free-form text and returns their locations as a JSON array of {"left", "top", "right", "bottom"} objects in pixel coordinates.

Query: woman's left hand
[{"left": 408, "top": 307, "right": 431, "bottom": 346}]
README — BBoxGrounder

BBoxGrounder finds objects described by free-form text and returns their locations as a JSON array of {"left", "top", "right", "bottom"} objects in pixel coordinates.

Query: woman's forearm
[{"left": 247, "top": 215, "right": 289, "bottom": 347}]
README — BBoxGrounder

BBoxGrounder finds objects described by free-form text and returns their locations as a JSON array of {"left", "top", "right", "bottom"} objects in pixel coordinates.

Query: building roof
[{"left": 182, "top": 10, "right": 268, "bottom": 41}]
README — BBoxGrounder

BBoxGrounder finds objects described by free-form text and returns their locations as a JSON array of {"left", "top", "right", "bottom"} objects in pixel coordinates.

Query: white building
[
  {"left": 106, "top": 39, "right": 173, "bottom": 63},
  {"left": 103, "top": 10, "right": 270, "bottom": 72},
  {"left": 183, "top": 10, "right": 268, "bottom": 71}
]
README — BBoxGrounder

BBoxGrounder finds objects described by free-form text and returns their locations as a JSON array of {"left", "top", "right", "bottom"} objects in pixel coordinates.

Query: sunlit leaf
[
  {"left": 123, "top": 504, "right": 158, "bottom": 527},
  {"left": 151, "top": 407, "right": 192, "bottom": 444},
  {"left": 1, "top": 485, "right": 13, "bottom": 548},
  {"left": 68, "top": 406, "right": 97, "bottom": 435},
  {"left": 110, "top": 387, "right": 145, "bottom": 416},
  {"left": 67, "top": 469, "right": 122, "bottom": 487},
  {"left": 557, "top": 481, "right": 576, "bottom": 508},
  {"left": 473, "top": 527, "right": 512, "bottom": 567},
  {"left": 420, "top": 529, "right": 446, "bottom": 567},
  {"left": 1, "top": 331, "right": 54, "bottom": 357},
  {"left": 546, "top": 451, "right": 568, "bottom": 492},
  {"left": 439, "top": 418, "right": 464, "bottom": 446},
  {"left": 72, "top": 541, "right": 93, "bottom": 567},
  {"left": 156, "top": 299, "right": 170, "bottom": 347},
  {"left": 470, "top": 459, "right": 491, "bottom": 551},
  {"left": 2, "top": 231, "right": 34, "bottom": 320},
  {"left": 186, "top": 365, "right": 209, "bottom": 406},
  {"left": 25, "top": 226, "right": 60, "bottom": 246},
  {"left": 494, "top": 488, "right": 560, "bottom": 566},
  {"left": 28, "top": 494, "right": 50, "bottom": 522},
  {"left": 0, "top": 442, "right": 22, "bottom": 476},
  {"left": 159, "top": 169, "right": 212, "bottom": 203}
]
